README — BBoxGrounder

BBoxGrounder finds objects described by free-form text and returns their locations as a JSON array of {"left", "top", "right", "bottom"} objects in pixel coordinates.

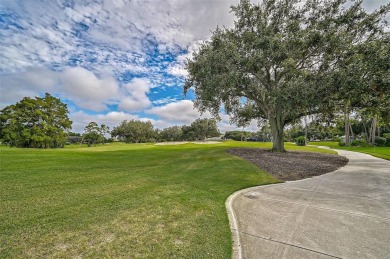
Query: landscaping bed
[{"left": 228, "top": 148, "right": 349, "bottom": 181}]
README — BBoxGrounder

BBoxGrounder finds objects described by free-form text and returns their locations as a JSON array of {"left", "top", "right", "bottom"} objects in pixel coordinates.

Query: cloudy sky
[{"left": 0, "top": 0, "right": 387, "bottom": 133}]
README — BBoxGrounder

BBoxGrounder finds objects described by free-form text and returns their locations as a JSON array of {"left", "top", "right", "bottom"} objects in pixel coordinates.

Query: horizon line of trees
[
  {"left": 110, "top": 118, "right": 221, "bottom": 144},
  {"left": 224, "top": 112, "right": 390, "bottom": 147},
  {"left": 0, "top": 93, "right": 222, "bottom": 148},
  {"left": 63, "top": 118, "right": 222, "bottom": 146},
  {"left": 1, "top": 93, "right": 388, "bottom": 149}
]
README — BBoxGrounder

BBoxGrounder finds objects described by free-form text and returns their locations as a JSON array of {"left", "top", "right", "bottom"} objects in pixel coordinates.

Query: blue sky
[{"left": 0, "top": 0, "right": 388, "bottom": 133}]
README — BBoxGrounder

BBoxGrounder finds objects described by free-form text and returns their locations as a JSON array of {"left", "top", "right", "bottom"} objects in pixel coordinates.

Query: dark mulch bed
[{"left": 228, "top": 148, "right": 349, "bottom": 181}]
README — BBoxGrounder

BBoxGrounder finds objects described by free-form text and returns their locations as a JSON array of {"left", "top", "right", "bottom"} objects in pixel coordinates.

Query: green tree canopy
[
  {"left": 0, "top": 93, "right": 72, "bottom": 148},
  {"left": 182, "top": 118, "right": 220, "bottom": 141},
  {"left": 159, "top": 126, "right": 183, "bottom": 142},
  {"left": 325, "top": 35, "right": 390, "bottom": 145},
  {"left": 83, "top": 122, "right": 100, "bottom": 147},
  {"left": 224, "top": 130, "right": 252, "bottom": 141},
  {"left": 99, "top": 124, "right": 110, "bottom": 144},
  {"left": 111, "top": 120, "right": 156, "bottom": 143},
  {"left": 185, "top": 0, "right": 389, "bottom": 151}
]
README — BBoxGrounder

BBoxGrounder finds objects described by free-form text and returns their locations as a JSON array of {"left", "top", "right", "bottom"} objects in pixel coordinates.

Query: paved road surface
[{"left": 227, "top": 149, "right": 390, "bottom": 259}]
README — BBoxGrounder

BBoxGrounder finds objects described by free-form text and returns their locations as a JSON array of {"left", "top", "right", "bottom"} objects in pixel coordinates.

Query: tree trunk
[
  {"left": 349, "top": 123, "right": 354, "bottom": 140},
  {"left": 344, "top": 103, "right": 350, "bottom": 146},
  {"left": 304, "top": 115, "right": 308, "bottom": 145},
  {"left": 362, "top": 119, "right": 369, "bottom": 143},
  {"left": 371, "top": 115, "right": 377, "bottom": 145},
  {"left": 269, "top": 114, "right": 285, "bottom": 152}
]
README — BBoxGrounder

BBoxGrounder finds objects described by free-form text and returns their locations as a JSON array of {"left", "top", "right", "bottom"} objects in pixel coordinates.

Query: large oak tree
[
  {"left": 0, "top": 93, "right": 72, "bottom": 148},
  {"left": 184, "top": 0, "right": 389, "bottom": 151},
  {"left": 181, "top": 118, "right": 220, "bottom": 141},
  {"left": 111, "top": 120, "right": 156, "bottom": 143}
]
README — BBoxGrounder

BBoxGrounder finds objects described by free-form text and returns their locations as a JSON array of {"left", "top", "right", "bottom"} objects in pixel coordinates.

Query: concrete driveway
[{"left": 227, "top": 149, "right": 390, "bottom": 259}]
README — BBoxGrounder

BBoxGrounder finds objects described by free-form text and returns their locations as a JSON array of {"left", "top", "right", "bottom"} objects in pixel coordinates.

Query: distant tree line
[
  {"left": 0, "top": 94, "right": 221, "bottom": 148},
  {"left": 110, "top": 118, "right": 220, "bottom": 143},
  {"left": 285, "top": 114, "right": 390, "bottom": 147},
  {"left": 3, "top": 93, "right": 387, "bottom": 149}
]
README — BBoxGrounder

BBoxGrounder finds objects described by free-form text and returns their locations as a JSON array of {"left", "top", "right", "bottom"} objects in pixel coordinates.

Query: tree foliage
[
  {"left": 99, "top": 124, "right": 110, "bottom": 144},
  {"left": 224, "top": 130, "right": 252, "bottom": 141},
  {"left": 111, "top": 120, "right": 156, "bottom": 143},
  {"left": 159, "top": 126, "right": 183, "bottom": 142},
  {"left": 330, "top": 33, "right": 390, "bottom": 146},
  {"left": 185, "top": 0, "right": 389, "bottom": 151},
  {"left": 181, "top": 118, "right": 220, "bottom": 141},
  {"left": 0, "top": 93, "right": 72, "bottom": 148},
  {"left": 83, "top": 122, "right": 100, "bottom": 147},
  {"left": 110, "top": 118, "right": 220, "bottom": 143}
]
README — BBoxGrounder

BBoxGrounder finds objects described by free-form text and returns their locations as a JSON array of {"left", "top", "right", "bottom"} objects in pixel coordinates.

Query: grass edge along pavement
[
  {"left": 313, "top": 141, "right": 390, "bottom": 161},
  {"left": 0, "top": 141, "right": 336, "bottom": 258}
]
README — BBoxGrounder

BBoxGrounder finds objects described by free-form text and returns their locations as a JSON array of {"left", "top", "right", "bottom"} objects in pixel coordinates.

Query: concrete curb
[
  {"left": 225, "top": 146, "right": 346, "bottom": 259},
  {"left": 225, "top": 189, "right": 242, "bottom": 259},
  {"left": 226, "top": 186, "right": 267, "bottom": 259},
  {"left": 225, "top": 180, "right": 327, "bottom": 259}
]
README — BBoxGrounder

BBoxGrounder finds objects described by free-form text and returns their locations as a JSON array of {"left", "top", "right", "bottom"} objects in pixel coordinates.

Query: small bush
[
  {"left": 295, "top": 136, "right": 306, "bottom": 146},
  {"left": 338, "top": 141, "right": 346, "bottom": 146},
  {"left": 351, "top": 139, "right": 368, "bottom": 147},
  {"left": 105, "top": 138, "right": 115, "bottom": 143},
  {"left": 383, "top": 133, "right": 390, "bottom": 147},
  {"left": 375, "top": 137, "right": 387, "bottom": 147}
]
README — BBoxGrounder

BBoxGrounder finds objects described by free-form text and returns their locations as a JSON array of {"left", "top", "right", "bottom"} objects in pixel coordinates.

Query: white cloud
[
  {"left": 70, "top": 110, "right": 140, "bottom": 133},
  {"left": 0, "top": 67, "right": 57, "bottom": 107},
  {"left": 167, "top": 65, "right": 188, "bottom": 77},
  {"left": 118, "top": 78, "right": 152, "bottom": 112},
  {"left": 152, "top": 97, "right": 179, "bottom": 105},
  {"left": 0, "top": 0, "right": 239, "bottom": 75},
  {"left": 60, "top": 67, "right": 119, "bottom": 111},
  {"left": 167, "top": 41, "right": 202, "bottom": 77},
  {"left": 147, "top": 100, "right": 213, "bottom": 124},
  {"left": 0, "top": 66, "right": 153, "bottom": 112},
  {"left": 216, "top": 114, "right": 260, "bottom": 133},
  {"left": 1, "top": 0, "right": 386, "bottom": 75}
]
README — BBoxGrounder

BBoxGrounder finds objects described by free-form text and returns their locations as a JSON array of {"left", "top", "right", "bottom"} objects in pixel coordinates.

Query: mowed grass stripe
[{"left": 0, "top": 142, "right": 333, "bottom": 258}]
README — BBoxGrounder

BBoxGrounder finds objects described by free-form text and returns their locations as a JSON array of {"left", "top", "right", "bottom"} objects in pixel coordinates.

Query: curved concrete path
[{"left": 227, "top": 149, "right": 390, "bottom": 259}]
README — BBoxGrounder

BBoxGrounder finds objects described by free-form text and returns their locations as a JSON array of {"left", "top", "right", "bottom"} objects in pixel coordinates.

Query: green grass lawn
[
  {"left": 312, "top": 141, "right": 390, "bottom": 160},
  {"left": 0, "top": 141, "right": 335, "bottom": 258}
]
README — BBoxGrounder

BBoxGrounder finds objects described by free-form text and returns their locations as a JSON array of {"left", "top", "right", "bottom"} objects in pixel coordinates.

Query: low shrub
[
  {"left": 375, "top": 137, "right": 387, "bottom": 147},
  {"left": 295, "top": 136, "right": 306, "bottom": 146},
  {"left": 383, "top": 133, "right": 390, "bottom": 147},
  {"left": 333, "top": 137, "right": 341, "bottom": 142},
  {"left": 338, "top": 140, "right": 346, "bottom": 146},
  {"left": 351, "top": 139, "right": 368, "bottom": 147}
]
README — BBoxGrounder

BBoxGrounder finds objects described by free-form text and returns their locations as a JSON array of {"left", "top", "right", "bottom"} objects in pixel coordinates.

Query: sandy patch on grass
[
  {"left": 155, "top": 142, "right": 189, "bottom": 145},
  {"left": 192, "top": 141, "right": 221, "bottom": 144},
  {"left": 155, "top": 141, "right": 221, "bottom": 145}
]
